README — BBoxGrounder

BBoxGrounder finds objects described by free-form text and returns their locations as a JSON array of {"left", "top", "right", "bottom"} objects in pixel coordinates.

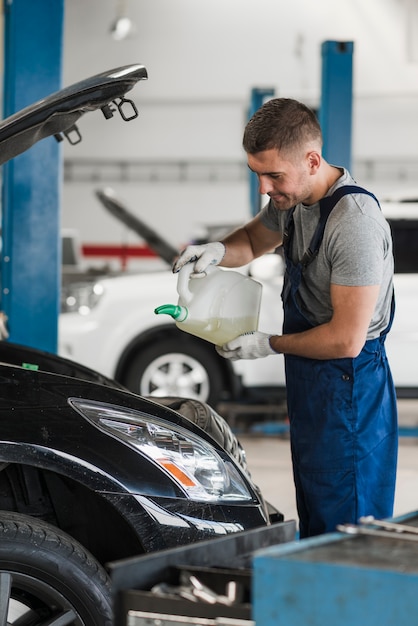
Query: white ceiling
[{"left": 64, "top": 0, "right": 418, "bottom": 101}]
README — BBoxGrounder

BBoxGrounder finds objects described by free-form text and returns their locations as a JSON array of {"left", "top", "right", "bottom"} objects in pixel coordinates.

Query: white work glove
[
  {"left": 216, "top": 331, "right": 277, "bottom": 361},
  {"left": 173, "top": 242, "right": 226, "bottom": 274}
]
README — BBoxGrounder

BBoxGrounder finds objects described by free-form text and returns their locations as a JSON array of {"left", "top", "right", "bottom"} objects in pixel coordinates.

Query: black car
[
  {"left": 0, "top": 67, "right": 282, "bottom": 625},
  {"left": 0, "top": 341, "right": 281, "bottom": 625}
]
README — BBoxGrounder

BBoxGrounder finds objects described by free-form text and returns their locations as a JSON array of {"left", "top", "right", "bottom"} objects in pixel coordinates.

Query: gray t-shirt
[{"left": 260, "top": 169, "right": 394, "bottom": 339}]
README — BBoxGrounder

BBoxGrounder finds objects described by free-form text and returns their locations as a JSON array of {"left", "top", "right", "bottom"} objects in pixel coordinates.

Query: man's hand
[
  {"left": 216, "top": 331, "right": 277, "bottom": 360},
  {"left": 173, "top": 242, "right": 225, "bottom": 274}
]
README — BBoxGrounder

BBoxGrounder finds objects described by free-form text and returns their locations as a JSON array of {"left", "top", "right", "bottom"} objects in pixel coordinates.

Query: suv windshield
[{"left": 389, "top": 219, "right": 418, "bottom": 274}]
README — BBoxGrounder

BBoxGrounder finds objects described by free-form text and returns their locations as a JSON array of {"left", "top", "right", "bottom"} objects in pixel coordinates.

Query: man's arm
[
  {"left": 173, "top": 214, "right": 282, "bottom": 273},
  {"left": 270, "top": 283, "right": 381, "bottom": 359},
  {"left": 220, "top": 214, "right": 283, "bottom": 267}
]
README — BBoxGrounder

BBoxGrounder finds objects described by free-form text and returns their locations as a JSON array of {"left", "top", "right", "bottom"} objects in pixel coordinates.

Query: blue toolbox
[{"left": 253, "top": 511, "right": 418, "bottom": 625}]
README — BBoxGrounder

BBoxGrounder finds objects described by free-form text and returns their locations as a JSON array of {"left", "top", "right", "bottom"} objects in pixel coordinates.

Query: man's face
[{"left": 247, "top": 148, "right": 317, "bottom": 210}]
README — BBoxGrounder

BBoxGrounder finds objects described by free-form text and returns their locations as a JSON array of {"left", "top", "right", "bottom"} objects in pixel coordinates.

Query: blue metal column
[
  {"left": 319, "top": 40, "right": 354, "bottom": 171},
  {"left": 2, "top": 0, "right": 64, "bottom": 353},
  {"left": 248, "top": 87, "right": 275, "bottom": 217}
]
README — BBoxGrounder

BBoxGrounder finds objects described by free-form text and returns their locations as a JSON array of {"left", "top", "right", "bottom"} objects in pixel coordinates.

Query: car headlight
[
  {"left": 61, "top": 281, "right": 105, "bottom": 315},
  {"left": 69, "top": 398, "right": 253, "bottom": 502}
]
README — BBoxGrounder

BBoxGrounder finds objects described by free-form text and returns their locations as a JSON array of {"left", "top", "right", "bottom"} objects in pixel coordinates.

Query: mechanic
[{"left": 173, "top": 97, "right": 398, "bottom": 539}]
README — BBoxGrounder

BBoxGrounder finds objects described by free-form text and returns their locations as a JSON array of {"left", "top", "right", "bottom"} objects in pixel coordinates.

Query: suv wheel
[
  {"left": 123, "top": 336, "right": 225, "bottom": 406},
  {"left": 0, "top": 511, "right": 112, "bottom": 626}
]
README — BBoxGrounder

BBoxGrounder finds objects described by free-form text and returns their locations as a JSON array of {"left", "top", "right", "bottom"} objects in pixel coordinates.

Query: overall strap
[
  {"left": 282, "top": 204, "right": 297, "bottom": 255},
  {"left": 300, "top": 185, "right": 379, "bottom": 269}
]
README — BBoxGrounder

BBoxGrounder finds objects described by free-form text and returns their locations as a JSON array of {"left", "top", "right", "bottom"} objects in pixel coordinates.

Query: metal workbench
[{"left": 253, "top": 510, "right": 418, "bottom": 625}]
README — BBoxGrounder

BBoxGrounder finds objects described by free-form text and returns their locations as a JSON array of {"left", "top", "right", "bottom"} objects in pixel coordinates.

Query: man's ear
[{"left": 307, "top": 151, "right": 321, "bottom": 172}]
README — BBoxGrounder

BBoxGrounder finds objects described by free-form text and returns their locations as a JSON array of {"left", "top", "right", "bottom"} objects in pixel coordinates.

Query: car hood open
[{"left": 0, "top": 64, "right": 148, "bottom": 165}]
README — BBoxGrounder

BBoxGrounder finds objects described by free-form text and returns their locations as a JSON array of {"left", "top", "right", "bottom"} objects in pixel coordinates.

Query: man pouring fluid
[{"left": 173, "top": 98, "right": 398, "bottom": 539}]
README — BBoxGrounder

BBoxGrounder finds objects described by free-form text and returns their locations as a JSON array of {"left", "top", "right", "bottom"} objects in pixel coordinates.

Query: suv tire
[{"left": 124, "top": 336, "right": 225, "bottom": 406}]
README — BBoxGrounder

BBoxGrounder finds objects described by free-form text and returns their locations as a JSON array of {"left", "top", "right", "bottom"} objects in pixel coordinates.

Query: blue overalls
[{"left": 282, "top": 185, "right": 398, "bottom": 538}]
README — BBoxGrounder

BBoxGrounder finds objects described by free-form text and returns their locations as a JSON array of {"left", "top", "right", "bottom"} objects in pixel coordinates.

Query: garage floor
[{"left": 239, "top": 399, "right": 418, "bottom": 527}]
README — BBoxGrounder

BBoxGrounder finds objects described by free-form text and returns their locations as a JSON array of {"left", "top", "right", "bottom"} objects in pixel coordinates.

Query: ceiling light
[
  {"left": 109, "top": 0, "right": 136, "bottom": 41},
  {"left": 110, "top": 16, "right": 135, "bottom": 41}
]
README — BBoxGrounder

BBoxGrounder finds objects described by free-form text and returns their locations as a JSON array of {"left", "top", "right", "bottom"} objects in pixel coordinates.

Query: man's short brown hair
[{"left": 243, "top": 98, "right": 322, "bottom": 155}]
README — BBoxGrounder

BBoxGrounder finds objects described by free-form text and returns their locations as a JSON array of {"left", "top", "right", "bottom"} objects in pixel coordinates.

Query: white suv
[{"left": 59, "top": 192, "right": 418, "bottom": 406}]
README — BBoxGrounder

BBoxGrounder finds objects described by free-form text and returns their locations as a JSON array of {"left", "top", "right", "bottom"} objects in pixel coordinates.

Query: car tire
[
  {"left": 124, "top": 336, "right": 225, "bottom": 406},
  {"left": 0, "top": 511, "right": 112, "bottom": 626}
]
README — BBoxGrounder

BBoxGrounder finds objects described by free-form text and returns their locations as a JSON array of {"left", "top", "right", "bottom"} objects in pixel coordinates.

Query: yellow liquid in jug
[{"left": 177, "top": 316, "right": 259, "bottom": 346}]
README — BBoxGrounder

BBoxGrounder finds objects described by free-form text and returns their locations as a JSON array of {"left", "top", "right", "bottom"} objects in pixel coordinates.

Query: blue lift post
[
  {"left": 2, "top": 0, "right": 64, "bottom": 353},
  {"left": 248, "top": 87, "right": 275, "bottom": 217},
  {"left": 319, "top": 40, "right": 354, "bottom": 170}
]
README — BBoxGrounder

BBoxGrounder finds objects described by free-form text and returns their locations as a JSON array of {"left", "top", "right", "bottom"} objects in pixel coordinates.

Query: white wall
[{"left": 61, "top": 0, "right": 418, "bottom": 261}]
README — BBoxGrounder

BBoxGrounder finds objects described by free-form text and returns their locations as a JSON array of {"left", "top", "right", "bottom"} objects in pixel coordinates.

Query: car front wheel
[
  {"left": 123, "top": 336, "right": 226, "bottom": 406},
  {"left": 0, "top": 511, "right": 112, "bottom": 626}
]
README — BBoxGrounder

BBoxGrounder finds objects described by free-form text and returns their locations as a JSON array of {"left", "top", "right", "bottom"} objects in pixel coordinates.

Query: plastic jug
[{"left": 155, "top": 264, "right": 262, "bottom": 346}]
